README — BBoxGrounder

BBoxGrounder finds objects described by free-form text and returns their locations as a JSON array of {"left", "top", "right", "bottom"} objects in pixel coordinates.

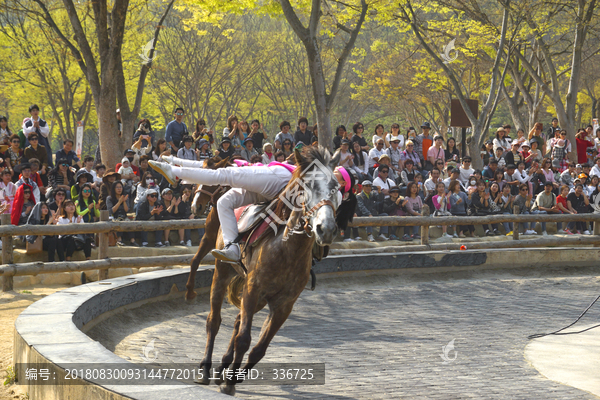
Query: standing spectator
[
  {"left": 15, "top": 163, "right": 40, "bottom": 203},
  {"left": 386, "top": 124, "right": 404, "bottom": 150},
  {"left": 11, "top": 183, "right": 35, "bottom": 225},
  {"left": 371, "top": 124, "right": 389, "bottom": 148},
  {"left": 23, "top": 134, "right": 48, "bottom": 177},
  {"left": 528, "top": 122, "right": 546, "bottom": 154},
  {"left": 547, "top": 118, "right": 561, "bottom": 142},
  {"left": 386, "top": 136, "right": 403, "bottom": 178},
  {"left": 355, "top": 181, "right": 388, "bottom": 242},
  {"left": 294, "top": 117, "right": 312, "bottom": 146},
  {"left": 427, "top": 135, "right": 445, "bottom": 168},
  {"left": 177, "top": 136, "right": 196, "bottom": 161},
  {"left": 445, "top": 137, "right": 460, "bottom": 163},
  {"left": 192, "top": 119, "right": 213, "bottom": 150},
  {"left": 262, "top": 143, "right": 275, "bottom": 164},
  {"left": 248, "top": 120, "right": 266, "bottom": 151},
  {"left": 514, "top": 183, "right": 535, "bottom": 235},
  {"left": 351, "top": 122, "right": 369, "bottom": 152},
  {"left": 152, "top": 139, "right": 168, "bottom": 161},
  {"left": 432, "top": 182, "right": 452, "bottom": 238},
  {"left": 401, "top": 140, "right": 423, "bottom": 173},
  {"left": 57, "top": 200, "right": 92, "bottom": 261},
  {"left": 274, "top": 121, "right": 294, "bottom": 150},
  {"left": 196, "top": 139, "right": 213, "bottom": 163},
  {"left": 493, "top": 127, "right": 510, "bottom": 154},
  {"left": 165, "top": 107, "right": 188, "bottom": 152},
  {"left": 350, "top": 141, "right": 370, "bottom": 182},
  {"left": 532, "top": 181, "right": 559, "bottom": 235},
  {"left": 403, "top": 181, "right": 423, "bottom": 240},
  {"left": 449, "top": 180, "right": 473, "bottom": 237},
  {"left": 135, "top": 188, "right": 166, "bottom": 247},
  {"left": 406, "top": 127, "right": 418, "bottom": 146},
  {"left": 415, "top": 122, "right": 433, "bottom": 170},
  {"left": 333, "top": 125, "right": 348, "bottom": 150},
  {"left": 0, "top": 115, "right": 12, "bottom": 145},
  {"left": 567, "top": 184, "right": 591, "bottom": 234},
  {"left": 240, "top": 137, "right": 258, "bottom": 161},
  {"left": 130, "top": 136, "right": 152, "bottom": 167},
  {"left": 0, "top": 170, "right": 16, "bottom": 213},
  {"left": 22, "top": 105, "right": 53, "bottom": 167},
  {"left": 55, "top": 139, "right": 81, "bottom": 169},
  {"left": 372, "top": 166, "right": 397, "bottom": 199},
  {"left": 575, "top": 129, "right": 595, "bottom": 164},
  {"left": 4, "top": 134, "right": 23, "bottom": 180},
  {"left": 26, "top": 202, "right": 63, "bottom": 262},
  {"left": 132, "top": 119, "right": 156, "bottom": 149},
  {"left": 214, "top": 138, "right": 234, "bottom": 160}
]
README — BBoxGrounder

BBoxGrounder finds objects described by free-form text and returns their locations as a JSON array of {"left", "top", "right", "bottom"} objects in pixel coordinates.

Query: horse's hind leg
[{"left": 196, "top": 261, "right": 235, "bottom": 385}]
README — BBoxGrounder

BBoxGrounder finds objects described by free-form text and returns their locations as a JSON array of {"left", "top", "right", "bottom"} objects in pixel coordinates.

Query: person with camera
[
  {"left": 192, "top": 119, "right": 214, "bottom": 150},
  {"left": 132, "top": 119, "right": 156, "bottom": 149}
]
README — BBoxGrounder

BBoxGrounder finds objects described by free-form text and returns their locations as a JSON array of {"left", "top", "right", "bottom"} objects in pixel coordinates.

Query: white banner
[{"left": 76, "top": 121, "right": 84, "bottom": 158}]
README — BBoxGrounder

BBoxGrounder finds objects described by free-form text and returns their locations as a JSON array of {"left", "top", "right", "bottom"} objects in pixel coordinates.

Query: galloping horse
[
  {"left": 198, "top": 146, "right": 340, "bottom": 395},
  {"left": 185, "top": 156, "right": 231, "bottom": 303}
]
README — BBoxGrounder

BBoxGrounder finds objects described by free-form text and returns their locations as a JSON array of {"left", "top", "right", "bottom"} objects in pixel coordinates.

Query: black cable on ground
[{"left": 528, "top": 293, "right": 600, "bottom": 339}]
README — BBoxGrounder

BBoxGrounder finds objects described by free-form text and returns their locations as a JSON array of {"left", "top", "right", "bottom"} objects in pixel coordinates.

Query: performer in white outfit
[{"left": 150, "top": 154, "right": 353, "bottom": 263}]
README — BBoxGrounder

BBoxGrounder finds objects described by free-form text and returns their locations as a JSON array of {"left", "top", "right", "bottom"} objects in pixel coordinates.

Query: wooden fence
[{"left": 2, "top": 207, "right": 600, "bottom": 291}]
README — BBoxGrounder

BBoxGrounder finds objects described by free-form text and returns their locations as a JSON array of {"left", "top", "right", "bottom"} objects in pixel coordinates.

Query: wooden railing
[{"left": 2, "top": 206, "right": 600, "bottom": 291}]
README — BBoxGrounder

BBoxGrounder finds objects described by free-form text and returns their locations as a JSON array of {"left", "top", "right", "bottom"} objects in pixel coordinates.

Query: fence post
[
  {"left": 594, "top": 219, "right": 600, "bottom": 248},
  {"left": 1, "top": 214, "right": 14, "bottom": 291},
  {"left": 98, "top": 210, "right": 109, "bottom": 281},
  {"left": 513, "top": 205, "right": 520, "bottom": 240},
  {"left": 421, "top": 204, "right": 430, "bottom": 246}
]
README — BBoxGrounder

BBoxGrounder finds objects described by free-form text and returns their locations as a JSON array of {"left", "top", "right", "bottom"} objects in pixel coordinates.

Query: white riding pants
[{"left": 171, "top": 165, "right": 292, "bottom": 244}]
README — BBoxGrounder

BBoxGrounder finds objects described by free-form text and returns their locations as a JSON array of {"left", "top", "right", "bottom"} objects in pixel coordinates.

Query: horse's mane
[{"left": 273, "top": 146, "right": 332, "bottom": 222}]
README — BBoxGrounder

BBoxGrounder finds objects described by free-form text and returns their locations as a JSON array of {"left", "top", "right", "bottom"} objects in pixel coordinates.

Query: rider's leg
[{"left": 167, "top": 156, "right": 205, "bottom": 168}]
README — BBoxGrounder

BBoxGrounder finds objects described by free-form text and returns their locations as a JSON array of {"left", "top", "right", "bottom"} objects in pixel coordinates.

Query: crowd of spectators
[{"left": 1, "top": 105, "right": 599, "bottom": 259}]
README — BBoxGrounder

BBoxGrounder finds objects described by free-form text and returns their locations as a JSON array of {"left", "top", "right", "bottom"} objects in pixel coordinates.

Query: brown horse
[
  {"left": 198, "top": 146, "right": 340, "bottom": 395},
  {"left": 185, "top": 156, "right": 231, "bottom": 303}
]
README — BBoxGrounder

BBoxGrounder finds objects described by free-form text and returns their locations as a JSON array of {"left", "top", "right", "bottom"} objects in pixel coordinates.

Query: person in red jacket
[
  {"left": 11, "top": 183, "right": 35, "bottom": 225},
  {"left": 576, "top": 129, "right": 595, "bottom": 164}
]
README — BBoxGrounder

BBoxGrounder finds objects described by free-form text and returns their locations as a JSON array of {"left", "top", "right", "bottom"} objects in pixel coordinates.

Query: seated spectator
[
  {"left": 71, "top": 169, "right": 94, "bottom": 203},
  {"left": 591, "top": 157, "right": 600, "bottom": 178},
  {"left": 493, "top": 170, "right": 506, "bottom": 192},
  {"left": 541, "top": 158, "right": 559, "bottom": 192},
  {"left": 444, "top": 137, "right": 460, "bottom": 163},
  {"left": 152, "top": 138, "right": 169, "bottom": 161},
  {"left": 400, "top": 159, "right": 417, "bottom": 189},
  {"left": 98, "top": 170, "right": 120, "bottom": 210},
  {"left": 75, "top": 183, "right": 99, "bottom": 223},
  {"left": 532, "top": 181, "right": 559, "bottom": 235},
  {"left": 23, "top": 104, "right": 52, "bottom": 167},
  {"left": 551, "top": 139, "right": 567, "bottom": 171},
  {"left": 161, "top": 187, "right": 185, "bottom": 246},
  {"left": 11, "top": 183, "right": 35, "bottom": 225},
  {"left": 586, "top": 175, "right": 598, "bottom": 197},
  {"left": 27, "top": 159, "right": 46, "bottom": 197},
  {"left": 503, "top": 164, "right": 520, "bottom": 195},
  {"left": 48, "top": 159, "right": 75, "bottom": 199},
  {"left": 192, "top": 119, "right": 214, "bottom": 150},
  {"left": 93, "top": 164, "right": 105, "bottom": 191},
  {"left": 249, "top": 154, "right": 262, "bottom": 164},
  {"left": 106, "top": 181, "right": 137, "bottom": 246},
  {"left": 177, "top": 135, "right": 196, "bottom": 161},
  {"left": 443, "top": 166, "right": 460, "bottom": 189},
  {"left": 0, "top": 170, "right": 16, "bottom": 213},
  {"left": 134, "top": 172, "right": 161, "bottom": 211},
  {"left": 368, "top": 139, "right": 386, "bottom": 175},
  {"left": 498, "top": 183, "right": 514, "bottom": 235},
  {"left": 15, "top": 163, "right": 40, "bottom": 203},
  {"left": 26, "top": 202, "right": 63, "bottom": 262},
  {"left": 57, "top": 200, "right": 92, "bottom": 261},
  {"left": 337, "top": 139, "right": 353, "bottom": 169},
  {"left": 424, "top": 168, "right": 442, "bottom": 197},
  {"left": 23, "top": 134, "right": 48, "bottom": 176},
  {"left": 381, "top": 187, "right": 404, "bottom": 240},
  {"left": 403, "top": 181, "right": 423, "bottom": 240},
  {"left": 514, "top": 183, "right": 535, "bottom": 235},
  {"left": 432, "top": 182, "right": 452, "bottom": 238},
  {"left": 372, "top": 166, "right": 397, "bottom": 199},
  {"left": 351, "top": 122, "right": 369, "bottom": 152},
  {"left": 469, "top": 179, "right": 500, "bottom": 236},
  {"left": 130, "top": 135, "right": 152, "bottom": 167},
  {"left": 525, "top": 140, "right": 543, "bottom": 167},
  {"left": 373, "top": 154, "right": 397, "bottom": 182},
  {"left": 4, "top": 134, "right": 23, "bottom": 181},
  {"left": 55, "top": 139, "right": 81, "bottom": 169},
  {"left": 240, "top": 137, "right": 258, "bottom": 161},
  {"left": 196, "top": 139, "right": 213, "bottom": 162},
  {"left": 458, "top": 156, "right": 474, "bottom": 186},
  {"left": 448, "top": 180, "right": 473, "bottom": 237},
  {"left": 401, "top": 140, "right": 423, "bottom": 173},
  {"left": 274, "top": 151, "right": 286, "bottom": 162},
  {"left": 494, "top": 147, "right": 506, "bottom": 170},
  {"left": 181, "top": 185, "right": 197, "bottom": 246},
  {"left": 371, "top": 124, "right": 389, "bottom": 149},
  {"left": 350, "top": 141, "right": 370, "bottom": 182},
  {"left": 482, "top": 158, "right": 499, "bottom": 181},
  {"left": 504, "top": 141, "right": 523, "bottom": 166},
  {"left": 214, "top": 138, "right": 235, "bottom": 160},
  {"left": 118, "top": 157, "right": 137, "bottom": 194},
  {"left": 115, "top": 149, "right": 140, "bottom": 177},
  {"left": 48, "top": 188, "right": 66, "bottom": 214},
  {"left": 567, "top": 183, "right": 591, "bottom": 234},
  {"left": 427, "top": 135, "right": 445, "bottom": 168},
  {"left": 355, "top": 181, "right": 388, "bottom": 242},
  {"left": 281, "top": 139, "right": 293, "bottom": 158},
  {"left": 132, "top": 118, "right": 156, "bottom": 149},
  {"left": 0, "top": 115, "right": 12, "bottom": 145},
  {"left": 135, "top": 188, "right": 166, "bottom": 247},
  {"left": 556, "top": 185, "right": 575, "bottom": 234},
  {"left": 262, "top": 143, "right": 275, "bottom": 164},
  {"left": 386, "top": 135, "right": 403, "bottom": 178},
  {"left": 435, "top": 160, "right": 447, "bottom": 179}
]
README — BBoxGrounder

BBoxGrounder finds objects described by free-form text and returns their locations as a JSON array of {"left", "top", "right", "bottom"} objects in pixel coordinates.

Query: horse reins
[
  {"left": 300, "top": 199, "right": 335, "bottom": 235},
  {"left": 197, "top": 185, "right": 228, "bottom": 205}
]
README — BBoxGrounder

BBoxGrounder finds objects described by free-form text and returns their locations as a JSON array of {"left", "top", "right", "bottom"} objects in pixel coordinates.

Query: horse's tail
[{"left": 227, "top": 275, "right": 246, "bottom": 309}]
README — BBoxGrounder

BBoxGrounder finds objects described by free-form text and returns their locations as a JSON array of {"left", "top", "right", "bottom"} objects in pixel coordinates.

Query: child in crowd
[{"left": 118, "top": 158, "right": 135, "bottom": 192}]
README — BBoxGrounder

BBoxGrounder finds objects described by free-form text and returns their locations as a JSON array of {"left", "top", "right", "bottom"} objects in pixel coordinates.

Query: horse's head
[
  {"left": 286, "top": 146, "right": 341, "bottom": 246},
  {"left": 191, "top": 156, "right": 231, "bottom": 216}
]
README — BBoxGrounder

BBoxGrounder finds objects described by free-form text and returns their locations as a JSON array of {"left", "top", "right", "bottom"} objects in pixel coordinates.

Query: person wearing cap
[
  {"left": 135, "top": 188, "right": 167, "bottom": 247},
  {"left": 214, "top": 137, "right": 235, "bottom": 161},
  {"left": 71, "top": 169, "right": 94, "bottom": 203},
  {"left": 15, "top": 162, "right": 40, "bottom": 203},
  {"left": 386, "top": 135, "right": 403, "bottom": 178},
  {"left": 531, "top": 181, "right": 559, "bottom": 235},
  {"left": 482, "top": 158, "right": 499, "bottom": 181},
  {"left": 54, "top": 139, "right": 80, "bottom": 169},
  {"left": 23, "top": 104, "right": 53, "bottom": 167},
  {"left": 98, "top": 170, "right": 121, "bottom": 210},
  {"left": 337, "top": 139, "right": 353, "bottom": 169},
  {"left": 551, "top": 138, "right": 568, "bottom": 171},
  {"left": 176, "top": 135, "right": 196, "bottom": 161},
  {"left": 196, "top": 138, "right": 213, "bottom": 163},
  {"left": 240, "top": 137, "right": 258, "bottom": 161},
  {"left": 165, "top": 107, "right": 188, "bottom": 152},
  {"left": 493, "top": 127, "right": 511, "bottom": 155},
  {"left": 504, "top": 141, "right": 523, "bottom": 167},
  {"left": 118, "top": 156, "right": 137, "bottom": 191},
  {"left": 524, "top": 139, "right": 542, "bottom": 167},
  {"left": 355, "top": 180, "right": 389, "bottom": 242},
  {"left": 115, "top": 149, "right": 140, "bottom": 179},
  {"left": 415, "top": 122, "right": 433, "bottom": 168}
]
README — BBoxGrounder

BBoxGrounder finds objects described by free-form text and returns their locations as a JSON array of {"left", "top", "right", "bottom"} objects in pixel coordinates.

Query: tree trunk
[
  {"left": 96, "top": 85, "right": 121, "bottom": 171},
  {"left": 305, "top": 42, "right": 333, "bottom": 150}
]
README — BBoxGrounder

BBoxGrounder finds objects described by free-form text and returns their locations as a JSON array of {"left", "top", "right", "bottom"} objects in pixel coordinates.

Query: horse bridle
[
  {"left": 299, "top": 199, "right": 336, "bottom": 236},
  {"left": 196, "top": 184, "right": 228, "bottom": 205}
]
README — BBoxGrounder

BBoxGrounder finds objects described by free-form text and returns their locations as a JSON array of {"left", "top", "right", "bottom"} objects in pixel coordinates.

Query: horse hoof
[
  {"left": 219, "top": 384, "right": 236, "bottom": 396},
  {"left": 184, "top": 292, "right": 197, "bottom": 304},
  {"left": 194, "top": 374, "right": 210, "bottom": 385}
]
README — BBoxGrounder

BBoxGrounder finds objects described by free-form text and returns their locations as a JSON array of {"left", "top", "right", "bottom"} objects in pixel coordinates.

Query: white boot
[
  {"left": 211, "top": 243, "right": 241, "bottom": 263},
  {"left": 149, "top": 161, "right": 177, "bottom": 185},
  {"left": 161, "top": 154, "right": 175, "bottom": 164}
]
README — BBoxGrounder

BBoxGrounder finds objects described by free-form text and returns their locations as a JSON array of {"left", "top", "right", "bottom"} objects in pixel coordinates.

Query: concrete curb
[{"left": 13, "top": 247, "right": 600, "bottom": 399}]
